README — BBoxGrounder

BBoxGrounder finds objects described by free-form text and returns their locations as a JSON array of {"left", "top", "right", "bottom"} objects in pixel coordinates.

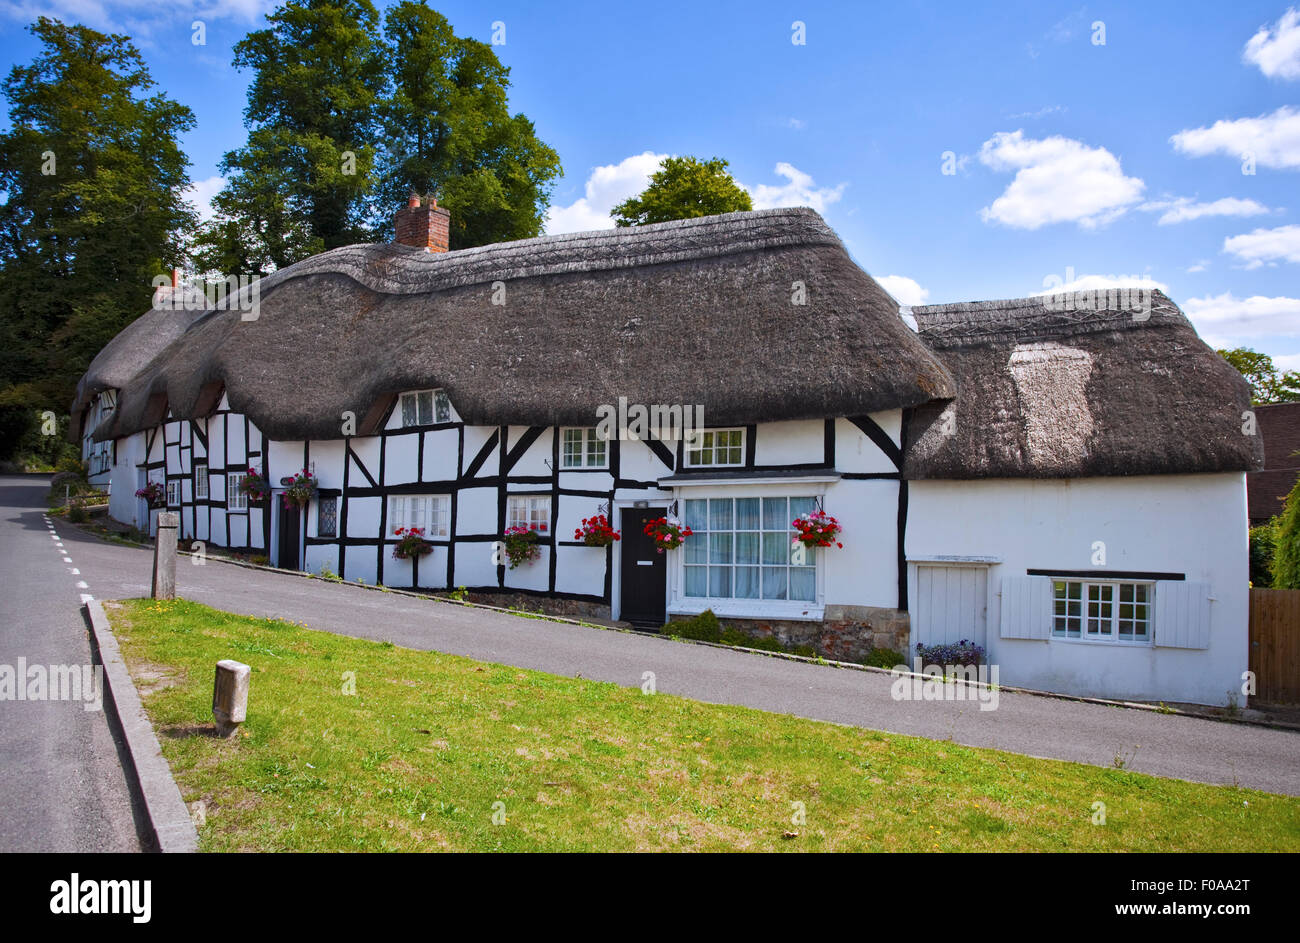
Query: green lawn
[{"left": 108, "top": 597, "right": 1300, "bottom": 852}]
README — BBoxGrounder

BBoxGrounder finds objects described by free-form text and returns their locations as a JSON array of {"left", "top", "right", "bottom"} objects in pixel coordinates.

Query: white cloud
[
  {"left": 746, "top": 162, "right": 846, "bottom": 213},
  {"left": 1033, "top": 273, "right": 1170, "bottom": 296},
  {"left": 1170, "top": 106, "right": 1300, "bottom": 170},
  {"left": 1186, "top": 260, "right": 1210, "bottom": 273},
  {"left": 184, "top": 174, "right": 225, "bottom": 223},
  {"left": 1182, "top": 292, "right": 1300, "bottom": 337},
  {"left": 1006, "top": 104, "right": 1066, "bottom": 120},
  {"left": 787, "top": 117, "right": 807, "bottom": 130},
  {"left": 876, "top": 275, "right": 929, "bottom": 306},
  {"left": 544, "top": 151, "right": 666, "bottom": 235},
  {"left": 0, "top": 0, "right": 272, "bottom": 31},
  {"left": 1223, "top": 223, "right": 1300, "bottom": 267},
  {"left": 1138, "top": 196, "right": 1273, "bottom": 225},
  {"left": 1274, "top": 351, "right": 1300, "bottom": 371},
  {"left": 978, "top": 131, "right": 1145, "bottom": 229},
  {"left": 1244, "top": 7, "right": 1300, "bottom": 79}
]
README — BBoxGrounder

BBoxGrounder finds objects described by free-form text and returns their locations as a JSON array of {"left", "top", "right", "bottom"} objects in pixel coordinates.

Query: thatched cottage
[{"left": 73, "top": 202, "right": 1262, "bottom": 705}]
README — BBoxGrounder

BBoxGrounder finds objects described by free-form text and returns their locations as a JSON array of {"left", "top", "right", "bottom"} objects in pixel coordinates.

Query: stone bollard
[
  {"left": 212, "top": 660, "right": 250, "bottom": 737},
  {"left": 151, "top": 511, "right": 178, "bottom": 600}
]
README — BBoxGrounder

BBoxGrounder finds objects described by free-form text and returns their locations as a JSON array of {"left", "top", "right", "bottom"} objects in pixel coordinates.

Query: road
[
  {"left": 0, "top": 476, "right": 141, "bottom": 851},
  {"left": 4, "top": 473, "right": 1300, "bottom": 807}
]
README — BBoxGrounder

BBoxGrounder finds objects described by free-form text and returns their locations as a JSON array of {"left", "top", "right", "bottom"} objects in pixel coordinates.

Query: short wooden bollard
[
  {"left": 151, "top": 511, "right": 178, "bottom": 600},
  {"left": 212, "top": 660, "right": 250, "bottom": 737}
]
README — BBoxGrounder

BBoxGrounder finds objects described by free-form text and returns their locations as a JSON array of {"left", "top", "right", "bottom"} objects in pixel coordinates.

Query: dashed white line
[
  {"left": 76, "top": 581, "right": 89, "bottom": 589},
  {"left": 62, "top": 557, "right": 72, "bottom": 563},
  {"left": 79, "top": 593, "right": 94, "bottom": 604},
  {"left": 68, "top": 568, "right": 80, "bottom": 575}
]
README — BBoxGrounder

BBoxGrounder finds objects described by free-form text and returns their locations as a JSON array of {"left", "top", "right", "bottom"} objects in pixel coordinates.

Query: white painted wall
[{"left": 906, "top": 473, "right": 1249, "bottom": 705}]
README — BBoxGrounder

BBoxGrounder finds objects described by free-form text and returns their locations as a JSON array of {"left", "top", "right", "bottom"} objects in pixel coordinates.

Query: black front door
[
  {"left": 620, "top": 507, "right": 667, "bottom": 629},
  {"left": 278, "top": 502, "right": 300, "bottom": 570}
]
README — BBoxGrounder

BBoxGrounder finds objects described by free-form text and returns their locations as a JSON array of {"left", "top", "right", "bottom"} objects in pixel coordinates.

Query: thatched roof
[
  {"left": 88, "top": 208, "right": 955, "bottom": 442},
  {"left": 902, "top": 291, "right": 1264, "bottom": 479}
]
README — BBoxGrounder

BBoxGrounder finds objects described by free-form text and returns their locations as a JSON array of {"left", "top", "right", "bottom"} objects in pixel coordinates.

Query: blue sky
[{"left": 2, "top": 0, "right": 1298, "bottom": 367}]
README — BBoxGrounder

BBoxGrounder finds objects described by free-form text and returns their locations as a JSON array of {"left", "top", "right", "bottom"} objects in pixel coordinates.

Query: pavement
[
  {"left": 0, "top": 476, "right": 142, "bottom": 851},
  {"left": 4, "top": 474, "right": 1300, "bottom": 814}
]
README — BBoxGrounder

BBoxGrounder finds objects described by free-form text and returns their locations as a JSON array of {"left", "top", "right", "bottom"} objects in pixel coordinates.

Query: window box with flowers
[
  {"left": 240, "top": 468, "right": 270, "bottom": 505},
  {"left": 644, "top": 516, "right": 693, "bottom": 553},
  {"left": 392, "top": 527, "right": 434, "bottom": 560},
  {"left": 282, "top": 469, "right": 317, "bottom": 510},
  {"left": 575, "top": 514, "right": 620, "bottom": 548},
  {"left": 135, "top": 481, "right": 166, "bottom": 509},
  {"left": 501, "top": 524, "right": 543, "bottom": 568}
]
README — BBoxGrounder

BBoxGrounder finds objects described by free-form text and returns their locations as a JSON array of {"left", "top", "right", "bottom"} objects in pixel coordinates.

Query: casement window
[
  {"left": 388, "top": 494, "right": 450, "bottom": 538},
  {"left": 685, "top": 429, "right": 745, "bottom": 468},
  {"left": 318, "top": 496, "right": 338, "bottom": 538},
  {"left": 1052, "top": 580, "right": 1152, "bottom": 642},
  {"left": 683, "top": 496, "right": 817, "bottom": 601},
  {"left": 400, "top": 389, "right": 451, "bottom": 427},
  {"left": 166, "top": 480, "right": 180, "bottom": 507},
  {"left": 195, "top": 465, "right": 209, "bottom": 500},
  {"left": 561, "top": 427, "right": 608, "bottom": 469},
  {"left": 228, "top": 474, "right": 247, "bottom": 511},
  {"left": 507, "top": 495, "right": 550, "bottom": 532}
]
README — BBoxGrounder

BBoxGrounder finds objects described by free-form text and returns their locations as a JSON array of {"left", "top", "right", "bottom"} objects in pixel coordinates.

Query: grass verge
[{"left": 108, "top": 597, "right": 1300, "bottom": 852}]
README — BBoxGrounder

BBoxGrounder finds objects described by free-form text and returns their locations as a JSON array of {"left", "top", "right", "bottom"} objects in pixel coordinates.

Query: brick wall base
[
  {"left": 457, "top": 590, "right": 612, "bottom": 622},
  {"left": 668, "top": 605, "right": 911, "bottom": 663}
]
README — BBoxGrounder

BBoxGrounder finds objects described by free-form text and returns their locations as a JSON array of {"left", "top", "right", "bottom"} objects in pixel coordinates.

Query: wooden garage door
[{"left": 915, "top": 565, "right": 988, "bottom": 649}]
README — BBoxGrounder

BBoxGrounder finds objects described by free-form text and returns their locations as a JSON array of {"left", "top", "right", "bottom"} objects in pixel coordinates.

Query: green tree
[
  {"left": 1274, "top": 476, "right": 1300, "bottom": 590},
  {"left": 1217, "top": 347, "right": 1300, "bottom": 405},
  {"left": 610, "top": 156, "right": 752, "bottom": 227},
  {"left": 378, "top": 1, "right": 561, "bottom": 248},
  {"left": 0, "top": 18, "right": 195, "bottom": 459},
  {"left": 196, "top": 0, "right": 387, "bottom": 273}
]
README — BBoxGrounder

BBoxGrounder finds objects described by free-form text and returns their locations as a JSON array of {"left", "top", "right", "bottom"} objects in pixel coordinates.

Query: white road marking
[
  {"left": 62, "top": 557, "right": 72, "bottom": 563},
  {"left": 79, "top": 594, "right": 94, "bottom": 604},
  {"left": 69, "top": 568, "right": 80, "bottom": 575},
  {"left": 76, "top": 581, "right": 89, "bottom": 589}
]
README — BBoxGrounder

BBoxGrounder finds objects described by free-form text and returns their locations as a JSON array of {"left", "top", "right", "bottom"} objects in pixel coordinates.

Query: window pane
[
  {"left": 401, "top": 394, "right": 416, "bottom": 427},
  {"left": 762, "top": 566, "right": 788, "bottom": 600},
  {"left": 586, "top": 432, "right": 606, "bottom": 467},
  {"left": 684, "top": 500, "right": 707, "bottom": 530},
  {"left": 762, "top": 532, "right": 789, "bottom": 565},
  {"left": 735, "top": 531, "right": 760, "bottom": 564},
  {"left": 709, "top": 533, "right": 733, "bottom": 564},
  {"left": 417, "top": 392, "right": 433, "bottom": 425},
  {"left": 734, "top": 566, "right": 760, "bottom": 598},
  {"left": 709, "top": 566, "right": 731, "bottom": 597},
  {"left": 685, "top": 534, "right": 707, "bottom": 564},
  {"left": 685, "top": 566, "right": 706, "bottom": 597},
  {"left": 789, "top": 496, "right": 816, "bottom": 519},
  {"left": 709, "top": 499, "right": 733, "bottom": 530},
  {"left": 434, "top": 391, "right": 450, "bottom": 423},
  {"left": 563, "top": 429, "right": 583, "bottom": 467},
  {"left": 762, "top": 498, "right": 788, "bottom": 531},
  {"left": 735, "top": 497, "right": 760, "bottom": 529},
  {"left": 789, "top": 567, "right": 815, "bottom": 601}
]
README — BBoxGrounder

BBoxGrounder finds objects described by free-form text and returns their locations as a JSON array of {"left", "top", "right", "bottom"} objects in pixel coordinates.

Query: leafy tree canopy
[
  {"left": 610, "top": 156, "right": 752, "bottom": 227},
  {"left": 1218, "top": 347, "right": 1300, "bottom": 405}
]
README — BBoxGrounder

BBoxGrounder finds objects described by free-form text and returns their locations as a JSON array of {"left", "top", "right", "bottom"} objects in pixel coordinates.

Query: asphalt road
[
  {"left": 0, "top": 476, "right": 142, "bottom": 851},
  {"left": 6, "top": 474, "right": 1300, "bottom": 803}
]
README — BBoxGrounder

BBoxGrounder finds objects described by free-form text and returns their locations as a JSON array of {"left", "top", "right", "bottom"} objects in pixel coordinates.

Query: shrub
[
  {"left": 1250, "top": 519, "right": 1278, "bottom": 587},
  {"left": 1274, "top": 477, "right": 1300, "bottom": 590},
  {"left": 862, "top": 647, "right": 906, "bottom": 669},
  {"left": 68, "top": 503, "right": 88, "bottom": 523},
  {"left": 664, "top": 609, "right": 722, "bottom": 642},
  {"left": 915, "top": 639, "right": 984, "bottom": 667}
]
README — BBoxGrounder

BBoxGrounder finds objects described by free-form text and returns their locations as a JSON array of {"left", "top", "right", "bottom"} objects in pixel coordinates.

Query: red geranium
[
  {"left": 575, "top": 514, "right": 620, "bottom": 547},
  {"left": 791, "top": 509, "right": 843, "bottom": 548},
  {"left": 643, "top": 517, "right": 692, "bottom": 553}
]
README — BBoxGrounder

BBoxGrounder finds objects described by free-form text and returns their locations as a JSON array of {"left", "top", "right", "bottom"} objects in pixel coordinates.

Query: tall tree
[
  {"left": 611, "top": 156, "right": 752, "bottom": 227},
  {"left": 1218, "top": 347, "right": 1300, "bottom": 405},
  {"left": 0, "top": 17, "right": 195, "bottom": 458},
  {"left": 196, "top": 0, "right": 387, "bottom": 273},
  {"left": 378, "top": 1, "right": 560, "bottom": 248}
]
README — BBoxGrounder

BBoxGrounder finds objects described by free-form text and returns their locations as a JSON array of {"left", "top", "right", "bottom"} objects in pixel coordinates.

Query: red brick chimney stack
[{"left": 393, "top": 192, "right": 450, "bottom": 252}]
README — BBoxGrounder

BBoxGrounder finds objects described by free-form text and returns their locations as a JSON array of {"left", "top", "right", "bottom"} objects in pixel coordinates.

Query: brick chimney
[{"left": 393, "top": 192, "right": 450, "bottom": 252}]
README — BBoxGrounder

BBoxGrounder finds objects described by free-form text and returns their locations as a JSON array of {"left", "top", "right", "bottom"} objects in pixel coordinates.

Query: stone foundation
[
  {"left": 457, "top": 590, "right": 612, "bottom": 622},
  {"left": 669, "top": 605, "right": 911, "bottom": 664}
]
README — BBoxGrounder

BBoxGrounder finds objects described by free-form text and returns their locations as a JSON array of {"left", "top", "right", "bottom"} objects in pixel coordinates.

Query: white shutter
[
  {"left": 999, "top": 575, "right": 1054, "bottom": 639},
  {"left": 1152, "top": 580, "right": 1211, "bottom": 649}
]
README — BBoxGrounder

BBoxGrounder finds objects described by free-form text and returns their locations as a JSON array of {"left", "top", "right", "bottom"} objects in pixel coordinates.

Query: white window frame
[
  {"left": 560, "top": 427, "right": 608, "bottom": 469},
  {"left": 507, "top": 495, "right": 550, "bottom": 532},
  {"left": 388, "top": 494, "right": 450, "bottom": 538},
  {"left": 1052, "top": 579, "right": 1153, "bottom": 643},
  {"left": 399, "top": 389, "right": 452, "bottom": 428},
  {"left": 195, "top": 465, "right": 208, "bottom": 500},
  {"left": 166, "top": 479, "right": 180, "bottom": 507},
  {"left": 318, "top": 495, "right": 338, "bottom": 538},
  {"left": 681, "top": 495, "right": 818, "bottom": 603},
  {"left": 228, "top": 474, "right": 247, "bottom": 511},
  {"left": 685, "top": 428, "right": 745, "bottom": 468}
]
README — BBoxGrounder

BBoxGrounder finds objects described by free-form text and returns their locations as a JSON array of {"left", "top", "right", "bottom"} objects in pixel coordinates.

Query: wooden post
[
  {"left": 212, "top": 659, "right": 250, "bottom": 737},
  {"left": 152, "top": 511, "right": 178, "bottom": 600}
]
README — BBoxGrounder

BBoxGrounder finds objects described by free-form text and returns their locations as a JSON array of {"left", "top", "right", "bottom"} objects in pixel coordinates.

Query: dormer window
[
  {"left": 101, "top": 389, "right": 117, "bottom": 412},
  {"left": 685, "top": 428, "right": 745, "bottom": 468},
  {"left": 400, "top": 389, "right": 451, "bottom": 427}
]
